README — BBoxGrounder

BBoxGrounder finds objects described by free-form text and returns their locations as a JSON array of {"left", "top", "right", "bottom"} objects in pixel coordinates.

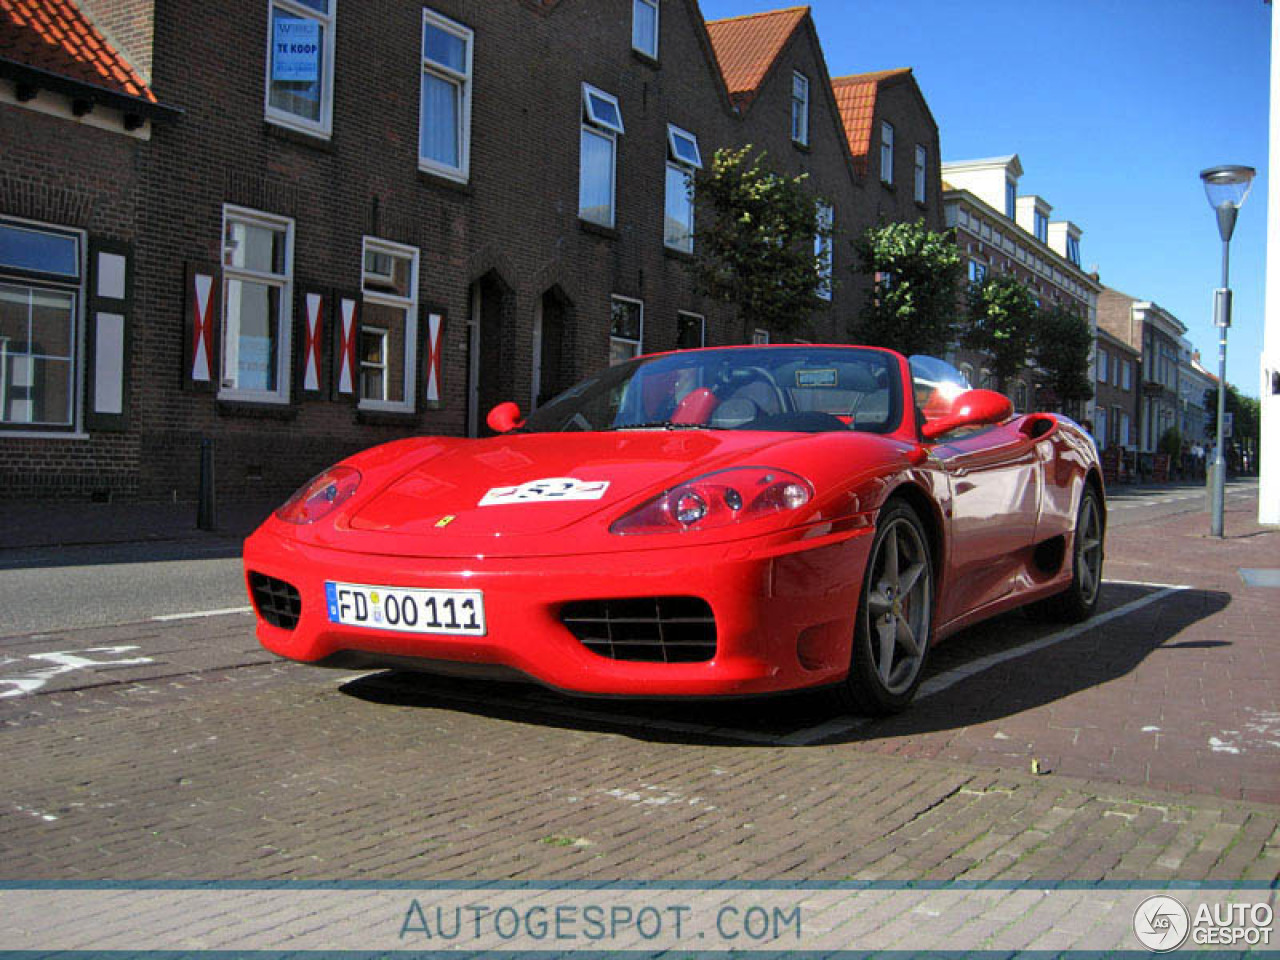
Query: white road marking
[
  {"left": 0, "top": 646, "right": 155, "bottom": 698},
  {"left": 151, "top": 606, "right": 252, "bottom": 622}
]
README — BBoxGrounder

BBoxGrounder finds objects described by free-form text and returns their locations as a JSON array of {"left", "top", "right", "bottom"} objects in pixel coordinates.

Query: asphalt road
[{"left": 0, "top": 478, "right": 1259, "bottom": 637}]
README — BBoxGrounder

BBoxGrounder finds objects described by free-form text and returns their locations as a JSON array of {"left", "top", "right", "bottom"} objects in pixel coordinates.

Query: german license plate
[{"left": 324, "top": 582, "right": 486, "bottom": 636}]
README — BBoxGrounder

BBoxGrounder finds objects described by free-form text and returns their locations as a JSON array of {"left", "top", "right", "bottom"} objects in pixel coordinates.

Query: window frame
[
  {"left": 752, "top": 329, "right": 770, "bottom": 345},
  {"left": 1096, "top": 347, "right": 1109, "bottom": 384},
  {"left": 359, "top": 235, "right": 420, "bottom": 414},
  {"left": 791, "top": 72, "right": 809, "bottom": 146},
  {"left": 676, "top": 311, "right": 705, "bottom": 350},
  {"left": 418, "top": 7, "right": 474, "bottom": 184},
  {"left": 358, "top": 324, "right": 390, "bottom": 403},
  {"left": 664, "top": 124, "right": 701, "bottom": 253},
  {"left": 219, "top": 205, "right": 294, "bottom": 405},
  {"left": 263, "top": 0, "right": 336, "bottom": 138},
  {"left": 580, "top": 84, "right": 624, "bottom": 228},
  {"left": 632, "top": 0, "right": 659, "bottom": 59},
  {"left": 914, "top": 144, "right": 927, "bottom": 203},
  {"left": 0, "top": 215, "right": 85, "bottom": 436},
  {"left": 609, "top": 295, "right": 644, "bottom": 365},
  {"left": 880, "top": 121, "right": 895, "bottom": 185}
]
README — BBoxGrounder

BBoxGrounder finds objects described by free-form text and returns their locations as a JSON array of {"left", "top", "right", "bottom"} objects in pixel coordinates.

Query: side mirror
[
  {"left": 921, "top": 389, "right": 1013, "bottom": 441},
  {"left": 486, "top": 401, "right": 525, "bottom": 434}
]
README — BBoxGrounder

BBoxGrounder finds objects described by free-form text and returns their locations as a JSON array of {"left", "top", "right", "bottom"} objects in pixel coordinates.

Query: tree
[
  {"left": 1033, "top": 305, "right": 1094, "bottom": 416},
  {"left": 691, "top": 146, "right": 830, "bottom": 338},
  {"left": 851, "top": 219, "right": 963, "bottom": 357},
  {"left": 961, "top": 273, "right": 1039, "bottom": 392},
  {"left": 1204, "top": 383, "right": 1261, "bottom": 457}
]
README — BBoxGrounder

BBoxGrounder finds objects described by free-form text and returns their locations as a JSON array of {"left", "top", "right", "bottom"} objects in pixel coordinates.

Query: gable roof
[
  {"left": 830, "top": 68, "right": 911, "bottom": 175},
  {"left": 0, "top": 0, "right": 154, "bottom": 102},
  {"left": 705, "top": 6, "right": 808, "bottom": 110}
]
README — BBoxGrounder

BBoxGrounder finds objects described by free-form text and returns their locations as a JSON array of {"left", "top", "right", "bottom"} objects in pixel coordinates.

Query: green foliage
[
  {"left": 851, "top": 219, "right": 963, "bottom": 357},
  {"left": 1158, "top": 427, "right": 1183, "bottom": 457},
  {"left": 1033, "top": 305, "right": 1094, "bottom": 412},
  {"left": 690, "top": 146, "right": 830, "bottom": 336},
  {"left": 961, "top": 274, "right": 1039, "bottom": 391},
  {"left": 1204, "top": 383, "right": 1261, "bottom": 447}
]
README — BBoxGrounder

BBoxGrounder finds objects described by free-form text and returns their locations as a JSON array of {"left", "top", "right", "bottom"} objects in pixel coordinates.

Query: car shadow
[{"left": 337, "top": 582, "right": 1230, "bottom": 747}]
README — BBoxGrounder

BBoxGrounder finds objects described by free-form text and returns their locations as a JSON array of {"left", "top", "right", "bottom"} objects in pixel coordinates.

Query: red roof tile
[
  {"left": 705, "top": 6, "right": 808, "bottom": 110},
  {"left": 0, "top": 0, "right": 155, "bottom": 102},
  {"left": 830, "top": 68, "right": 910, "bottom": 175}
]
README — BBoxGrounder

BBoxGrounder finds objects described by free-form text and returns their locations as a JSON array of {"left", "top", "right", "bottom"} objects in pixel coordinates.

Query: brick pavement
[{"left": 0, "top": 490, "right": 1277, "bottom": 884}]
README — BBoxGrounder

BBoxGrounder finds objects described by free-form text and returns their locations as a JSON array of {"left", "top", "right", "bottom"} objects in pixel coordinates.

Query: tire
[
  {"left": 1034, "top": 486, "right": 1104, "bottom": 623},
  {"left": 835, "top": 500, "right": 934, "bottom": 715}
]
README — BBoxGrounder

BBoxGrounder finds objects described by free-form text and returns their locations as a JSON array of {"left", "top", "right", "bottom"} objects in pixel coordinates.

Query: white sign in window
[{"left": 265, "top": 0, "right": 334, "bottom": 136}]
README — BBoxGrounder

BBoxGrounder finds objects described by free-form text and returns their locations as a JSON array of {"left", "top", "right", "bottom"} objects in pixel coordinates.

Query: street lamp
[{"left": 1200, "top": 164, "right": 1255, "bottom": 537}]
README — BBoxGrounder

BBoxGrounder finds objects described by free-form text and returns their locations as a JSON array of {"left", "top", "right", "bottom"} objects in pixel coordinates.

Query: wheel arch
[{"left": 880, "top": 480, "right": 946, "bottom": 593}]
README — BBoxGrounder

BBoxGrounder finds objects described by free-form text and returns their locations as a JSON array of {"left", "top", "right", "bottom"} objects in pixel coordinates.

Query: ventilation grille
[
  {"left": 561, "top": 597, "right": 716, "bottom": 663},
  {"left": 249, "top": 572, "right": 302, "bottom": 630}
]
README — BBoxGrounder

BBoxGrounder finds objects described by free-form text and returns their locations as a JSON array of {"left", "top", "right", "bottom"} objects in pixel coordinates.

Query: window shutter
[
  {"left": 295, "top": 286, "right": 328, "bottom": 400},
  {"left": 183, "top": 260, "right": 220, "bottom": 393},
  {"left": 421, "top": 310, "right": 444, "bottom": 411},
  {"left": 84, "top": 238, "right": 133, "bottom": 432},
  {"left": 331, "top": 290, "right": 359, "bottom": 403}
]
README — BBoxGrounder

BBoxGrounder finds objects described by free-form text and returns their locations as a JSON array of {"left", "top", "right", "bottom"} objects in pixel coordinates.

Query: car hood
[{"left": 345, "top": 430, "right": 787, "bottom": 539}]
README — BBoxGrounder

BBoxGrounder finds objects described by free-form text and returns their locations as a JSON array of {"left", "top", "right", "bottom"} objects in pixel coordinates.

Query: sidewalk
[{"left": 0, "top": 499, "right": 276, "bottom": 550}]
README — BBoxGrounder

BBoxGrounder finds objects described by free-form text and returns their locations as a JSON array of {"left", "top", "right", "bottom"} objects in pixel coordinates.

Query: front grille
[
  {"left": 249, "top": 572, "right": 302, "bottom": 630},
  {"left": 561, "top": 597, "right": 716, "bottom": 663}
]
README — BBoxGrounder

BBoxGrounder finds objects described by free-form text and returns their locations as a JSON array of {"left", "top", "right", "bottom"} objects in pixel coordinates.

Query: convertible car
[{"left": 243, "top": 344, "right": 1104, "bottom": 713}]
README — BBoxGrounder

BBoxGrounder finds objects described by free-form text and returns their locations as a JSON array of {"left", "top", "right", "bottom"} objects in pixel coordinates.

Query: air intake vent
[
  {"left": 561, "top": 597, "right": 716, "bottom": 663},
  {"left": 249, "top": 572, "right": 302, "bottom": 630}
]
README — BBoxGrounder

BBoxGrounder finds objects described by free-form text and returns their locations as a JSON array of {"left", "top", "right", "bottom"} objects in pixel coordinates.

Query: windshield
[{"left": 521, "top": 347, "right": 902, "bottom": 435}]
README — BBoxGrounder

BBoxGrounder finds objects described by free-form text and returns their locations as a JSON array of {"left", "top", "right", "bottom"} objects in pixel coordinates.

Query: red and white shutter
[
  {"left": 295, "top": 289, "right": 326, "bottom": 395},
  {"left": 183, "top": 261, "right": 219, "bottom": 392},
  {"left": 424, "top": 312, "right": 443, "bottom": 406},
  {"left": 331, "top": 293, "right": 359, "bottom": 401}
]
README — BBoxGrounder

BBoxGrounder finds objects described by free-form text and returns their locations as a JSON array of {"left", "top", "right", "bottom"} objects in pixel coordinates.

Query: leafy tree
[
  {"left": 961, "top": 273, "right": 1039, "bottom": 392},
  {"left": 1204, "top": 383, "right": 1261, "bottom": 451},
  {"left": 851, "top": 219, "right": 963, "bottom": 357},
  {"left": 690, "top": 146, "right": 830, "bottom": 338},
  {"left": 1033, "top": 305, "right": 1094, "bottom": 415}
]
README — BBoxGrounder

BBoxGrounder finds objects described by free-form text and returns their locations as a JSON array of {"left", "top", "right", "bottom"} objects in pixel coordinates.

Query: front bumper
[{"left": 242, "top": 521, "right": 873, "bottom": 697}]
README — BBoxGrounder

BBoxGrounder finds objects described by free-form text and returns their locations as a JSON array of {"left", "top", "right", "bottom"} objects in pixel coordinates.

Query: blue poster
[{"left": 273, "top": 17, "right": 320, "bottom": 82}]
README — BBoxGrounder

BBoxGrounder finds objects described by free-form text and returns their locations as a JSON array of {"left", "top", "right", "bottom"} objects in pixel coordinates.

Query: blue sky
[{"left": 698, "top": 0, "right": 1271, "bottom": 397}]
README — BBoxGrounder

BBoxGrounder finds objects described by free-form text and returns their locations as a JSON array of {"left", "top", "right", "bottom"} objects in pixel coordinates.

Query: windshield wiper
[{"left": 607, "top": 420, "right": 723, "bottom": 431}]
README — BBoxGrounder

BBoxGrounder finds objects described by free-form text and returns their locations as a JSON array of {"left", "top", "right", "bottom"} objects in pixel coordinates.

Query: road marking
[
  {"left": 0, "top": 646, "right": 155, "bottom": 698},
  {"left": 152, "top": 606, "right": 252, "bottom": 622}
]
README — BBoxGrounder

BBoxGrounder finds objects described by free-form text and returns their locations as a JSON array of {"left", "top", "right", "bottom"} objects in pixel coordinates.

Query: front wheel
[
  {"left": 836, "top": 500, "right": 934, "bottom": 715},
  {"left": 1034, "top": 486, "right": 1104, "bottom": 623}
]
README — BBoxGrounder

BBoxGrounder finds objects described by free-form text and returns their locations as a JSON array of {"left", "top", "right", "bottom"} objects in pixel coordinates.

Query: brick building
[
  {"left": 941, "top": 155, "right": 1100, "bottom": 416},
  {"left": 2, "top": 1, "right": 944, "bottom": 503},
  {"left": 1092, "top": 325, "right": 1139, "bottom": 452},
  {"left": 1097, "top": 287, "right": 1186, "bottom": 455}
]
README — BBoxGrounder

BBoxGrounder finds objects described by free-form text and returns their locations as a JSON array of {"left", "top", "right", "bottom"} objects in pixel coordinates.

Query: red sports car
[{"left": 243, "top": 345, "right": 1105, "bottom": 713}]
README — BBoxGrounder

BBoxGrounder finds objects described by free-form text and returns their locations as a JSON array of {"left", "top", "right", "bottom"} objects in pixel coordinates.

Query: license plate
[{"left": 325, "top": 582, "right": 486, "bottom": 636}]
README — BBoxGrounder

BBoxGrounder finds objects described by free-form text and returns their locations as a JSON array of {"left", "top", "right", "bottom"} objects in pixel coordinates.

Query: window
[
  {"left": 968, "top": 260, "right": 987, "bottom": 284},
  {"left": 677, "top": 311, "right": 704, "bottom": 349},
  {"left": 791, "top": 72, "right": 809, "bottom": 145},
  {"left": 610, "top": 296, "right": 642, "bottom": 364},
  {"left": 360, "top": 237, "right": 419, "bottom": 411},
  {"left": 752, "top": 329, "right": 770, "bottom": 345},
  {"left": 1066, "top": 234, "right": 1081, "bottom": 266},
  {"left": 632, "top": 0, "right": 658, "bottom": 58},
  {"left": 265, "top": 0, "right": 335, "bottom": 136},
  {"left": 814, "top": 201, "right": 833, "bottom": 301},
  {"left": 1034, "top": 210, "right": 1048, "bottom": 243},
  {"left": 1014, "top": 381, "right": 1029, "bottom": 412},
  {"left": 220, "top": 206, "right": 293, "bottom": 402},
  {"left": 1095, "top": 405, "right": 1108, "bottom": 450},
  {"left": 914, "top": 145, "right": 927, "bottom": 203},
  {"left": 664, "top": 124, "right": 701, "bottom": 252},
  {"left": 580, "top": 84, "right": 624, "bottom": 227},
  {"left": 1096, "top": 347, "right": 1108, "bottom": 383},
  {"left": 1122, "top": 359, "right": 1132, "bottom": 391},
  {"left": 0, "top": 218, "right": 82, "bottom": 431},
  {"left": 1005, "top": 180, "right": 1016, "bottom": 219},
  {"left": 419, "top": 8, "right": 473, "bottom": 182},
  {"left": 880, "top": 122, "right": 894, "bottom": 184}
]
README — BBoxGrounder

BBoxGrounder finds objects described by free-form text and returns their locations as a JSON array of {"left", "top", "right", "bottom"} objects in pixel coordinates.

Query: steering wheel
[{"left": 714, "top": 365, "right": 787, "bottom": 414}]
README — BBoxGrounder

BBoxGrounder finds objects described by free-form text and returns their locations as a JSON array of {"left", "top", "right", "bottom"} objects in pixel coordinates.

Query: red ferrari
[{"left": 243, "top": 345, "right": 1105, "bottom": 713}]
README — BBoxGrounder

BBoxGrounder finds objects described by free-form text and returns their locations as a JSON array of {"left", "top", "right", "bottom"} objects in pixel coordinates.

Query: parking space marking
[{"left": 152, "top": 606, "right": 252, "bottom": 622}]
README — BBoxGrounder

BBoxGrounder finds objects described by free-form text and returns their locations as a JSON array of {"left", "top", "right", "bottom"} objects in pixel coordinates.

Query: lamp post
[{"left": 1199, "top": 164, "right": 1255, "bottom": 537}]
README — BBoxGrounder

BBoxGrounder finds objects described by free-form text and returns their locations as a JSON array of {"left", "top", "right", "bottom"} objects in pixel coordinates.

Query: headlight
[
  {"left": 610, "top": 467, "right": 812, "bottom": 535},
  {"left": 275, "top": 466, "right": 362, "bottom": 524}
]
